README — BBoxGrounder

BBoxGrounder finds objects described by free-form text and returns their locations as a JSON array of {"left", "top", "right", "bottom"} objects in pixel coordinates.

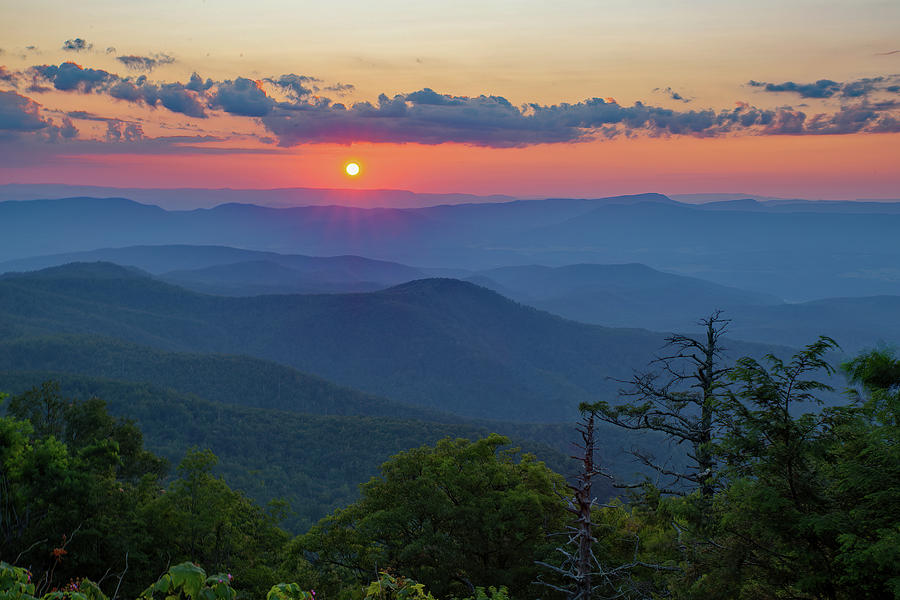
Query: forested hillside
[
  {"left": 0, "top": 262, "right": 781, "bottom": 422},
  {"left": 3, "top": 343, "right": 897, "bottom": 600}
]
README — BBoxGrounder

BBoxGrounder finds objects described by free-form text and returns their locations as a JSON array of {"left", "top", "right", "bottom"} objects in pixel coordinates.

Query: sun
[{"left": 345, "top": 162, "right": 361, "bottom": 176}]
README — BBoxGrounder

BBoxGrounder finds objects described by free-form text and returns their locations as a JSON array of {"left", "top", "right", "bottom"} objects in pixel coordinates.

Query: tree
[
  {"left": 293, "top": 434, "right": 566, "bottom": 599},
  {"left": 595, "top": 312, "right": 732, "bottom": 501},
  {"left": 1, "top": 382, "right": 287, "bottom": 599},
  {"left": 1, "top": 383, "right": 166, "bottom": 597},
  {"left": 537, "top": 404, "right": 678, "bottom": 600},
  {"left": 826, "top": 349, "right": 900, "bottom": 597},
  {"left": 140, "top": 448, "right": 288, "bottom": 599}
]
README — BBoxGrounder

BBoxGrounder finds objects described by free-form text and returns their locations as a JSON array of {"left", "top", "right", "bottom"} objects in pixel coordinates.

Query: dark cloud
[
  {"left": 66, "top": 110, "right": 112, "bottom": 121},
  {"left": 105, "top": 119, "right": 144, "bottom": 142},
  {"left": 840, "top": 77, "right": 885, "bottom": 98},
  {"left": 62, "top": 38, "right": 92, "bottom": 52},
  {"left": 58, "top": 116, "right": 78, "bottom": 139},
  {"left": 116, "top": 54, "right": 176, "bottom": 72},
  {"left": 261, "top": 92, "right": 742, "bottom": 147},
  {"left": 32, "top": 62, "right": 111, "bottom": 92},
  {"left": 0, "top": 90, "right": 49, "bottom": 132},
  {"left": 324, "top": 82, "right": 355, "bottom": 96},
  {"left": 186, "top": 72, "right": 214, "bottom": 92},
  {"left": 748, "top": 79, "right": 841, "bottom": 98},
  {"left": 654, "top": 86, "right": 691, "bottom": 103},
  {"left": 154, "top": 83, "right": 207, "bottom": 117},
  {"left": 40, "top": 116, "right": 80, "bottom": 142},
  {"left": 213, "top": 77, "right": 274, "bottom": 116},
  {"left": 805, "top": 103, "right": 900, "bottom": 134},
  {"left": 266, "top": 74, "right": 319, "bottom": 99},
  {"left": 749, "top": 76, "right": 900, "bottom": 99},
  {"left": 109, "top": 78, "right": 207, "bottom": 117},
  {"left": 875, "top": 50, "right": 900, "bottom": 56},
  {"left": 7, "top": 59, "right": 900, "bottom": 148},
  {"left": 81, "top": 71, "right": 208, "bottom": 118}
]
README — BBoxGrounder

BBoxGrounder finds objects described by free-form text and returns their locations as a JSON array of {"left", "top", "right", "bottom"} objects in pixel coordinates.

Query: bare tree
[
  {"left": 594, "top": 312, "right": 732, "bottom": 501},
  {"left": 537, "top": 405, "right": 677, "bottom": 600}
]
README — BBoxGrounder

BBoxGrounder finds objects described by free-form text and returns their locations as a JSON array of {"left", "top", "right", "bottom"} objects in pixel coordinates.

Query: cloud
[
  {"left": 62, "top": 38, "right": 92, "bottom": 52},
  {"left": 105, "top": 119, "right": 144, "bottom": 142},
  {"left": 0, "top": 90, "right": 49, "bottom": 132},
  {"left": 748, "top": 76, "right": 900, "bottom": 99},
  {"left": 748, "top": 79, "right": 842, "bottom": 98},
  {"left": 266, "top": 73, "right": 319, "bottom": 99},
  {"left": 32, "top": 62, "right": 111, "bottom": 92},
  {"left": 7, "top": 59, "right": 900, "bottom": 149},
  {"left": 875, "top": 50, "right": 900, "bottom": 56},
  {"left": 654, "top": 86, "right": 691, "bottom": 103},
  {"left": 261, "top": 91, "right": 740, "bottom": 147},
  {"left": 213, "top": 77, "right": 274, "bottom": 116},
  {"left": 116, "top": 54, "right": 176, "bottom": 72},
  {"left": 324, "top": 82, "right": 355, "bottom": 96},
  {"left": 186, "top": 72, "right": 214, "bottom": 92},
  {"left": 58, "top": 117, "right": 78, "bottom": 139}
]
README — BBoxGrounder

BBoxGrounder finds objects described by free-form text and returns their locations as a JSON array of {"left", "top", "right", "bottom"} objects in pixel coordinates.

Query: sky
[{"left": 1, "top": 0, "right": 899, "bottom": 200}]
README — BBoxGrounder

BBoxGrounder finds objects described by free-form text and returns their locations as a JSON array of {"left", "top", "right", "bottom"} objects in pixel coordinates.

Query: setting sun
[{"left": 345, "top": 162, "right": 360, "bottom": 176}]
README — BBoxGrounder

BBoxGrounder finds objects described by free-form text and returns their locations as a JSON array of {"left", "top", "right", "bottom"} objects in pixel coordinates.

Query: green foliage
[
  {"left": 0, "top": 562, "right": 106, "bottom": 600},
  {"left": 364, "top": 572, "right": 435, "bottom": 600},
  {"left": 295, "top": 434, "right": 567, "bottom": 599},
  {"left": 1, "top": 562, "right": 37, "bottom": 600},
  {"left": 0, "top": 372, "right": 576, "bottom": 533},
  {"left": 266, "top": 583, "right": 314, "bottom": 600},
  {"left": 829, "top": 349, "right": 900, "bottom": 597},
  {"left": 138, "top": 450, "right": 289, "bottom": 599},
  {"left": 657, "top": 340, "right": 900, "bottom": 600},
  {"left": 139, "top": 563, "right": 237, "bottom": 600},
  {"left": 1, "top": 383, "right": 288, "bottom": 600}
]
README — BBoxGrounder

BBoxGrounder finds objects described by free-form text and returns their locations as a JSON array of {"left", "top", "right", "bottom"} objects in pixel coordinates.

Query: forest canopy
[{"left": 2, "top": 341, "right": 899, "bottom": 600}]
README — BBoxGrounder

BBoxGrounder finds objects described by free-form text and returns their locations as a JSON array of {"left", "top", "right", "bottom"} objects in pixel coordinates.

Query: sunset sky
[{"left": 1, "top": 0, "right": 898, "bottom": 199}]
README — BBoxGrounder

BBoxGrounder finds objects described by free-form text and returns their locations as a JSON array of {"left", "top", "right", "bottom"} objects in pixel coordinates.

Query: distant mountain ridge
[
  {"left": 0, "top": 244, "right": 426, "bottom": 294},
  {"left": 0, "top": 183, "right": 519, "bottom": 209},
  {"left": 4, "top": 193, "right": 900, "bottom": 299}
]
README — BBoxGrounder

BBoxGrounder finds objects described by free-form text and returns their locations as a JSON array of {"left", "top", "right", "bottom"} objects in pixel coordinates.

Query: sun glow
[{"left": 345, "top": 162, "right": 361, "bottom": 176}]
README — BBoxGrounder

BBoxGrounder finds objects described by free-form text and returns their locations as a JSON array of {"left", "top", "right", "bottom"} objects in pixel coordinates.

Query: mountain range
[{"left": 3, "top": 193, "right": 900, "bottom": 299}]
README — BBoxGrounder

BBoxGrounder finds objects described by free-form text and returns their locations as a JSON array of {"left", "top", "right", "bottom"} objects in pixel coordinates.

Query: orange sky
[
  {"left": 4, "top": 132, "right": 898, "bottom": 200},
  {"left": 1, "top": 0, "right": 899, "bottom": 200}
]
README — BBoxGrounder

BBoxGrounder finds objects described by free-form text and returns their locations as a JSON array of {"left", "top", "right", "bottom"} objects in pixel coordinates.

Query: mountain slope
[
  {"left": 0, "top": 371, "right": 579, "bottom": 532},
  {"left": 0, "top": 334, "right": 453, "bottom": 420},
  {"left": 0, "top": 262, "right": 779, "bottom": 421},
  {"left": 0, "top": 244, "right": 425, "bottom": 291},
  {"left": 469, "top": 263, "right": 782, "bottom": 330}
]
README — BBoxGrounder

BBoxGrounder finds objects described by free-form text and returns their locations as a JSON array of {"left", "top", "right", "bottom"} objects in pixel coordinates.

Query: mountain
[
  {"left": 4, "top": 194, "right": 900, "bottom": 300},
  {"left": 161, "top": 260, "right": 391, "bottom": 295},
  {"left": 468, "top": 263, "right": 781, "bottom": 331},
  {"left": 0, "top": 371, "right": 579, "bottom": 532},
  {"left": 722, "top": 295, "right": 900, "bottom": 352},
  {"left": 0, "top": 245, "right": 427, "bottom": 295},
  {"left": 0, "top": 262, "right": 777, "bottom": 422},
  {"left": 464, "top": 264, "right": 900, "bottom": 353},
  {"left": 519, "top": 201, "right": 900, "bottom": 299},
  {"left": 0, "top": 334, "right": 453, "bottom": 421},
  {"left": 0, "top": 194, "right": 672, "bottom": 267},
  {"left": 0, "top": 183, "right": 518, "bottom": 210}
]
